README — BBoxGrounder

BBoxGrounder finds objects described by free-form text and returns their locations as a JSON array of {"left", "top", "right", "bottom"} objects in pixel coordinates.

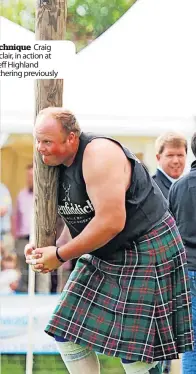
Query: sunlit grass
[{"left": 1, "top": 354, "right": 125, "bottom": 374}]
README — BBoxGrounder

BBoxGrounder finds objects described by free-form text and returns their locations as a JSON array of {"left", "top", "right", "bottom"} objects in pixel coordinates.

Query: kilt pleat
[{"left": 45, "top": 213, "right": 193, "bottom": 363}]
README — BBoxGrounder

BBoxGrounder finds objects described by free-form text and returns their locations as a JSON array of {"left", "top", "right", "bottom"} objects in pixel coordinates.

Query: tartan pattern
[{"left": 45, "top": 214, "right": 193, "bottom": 363}]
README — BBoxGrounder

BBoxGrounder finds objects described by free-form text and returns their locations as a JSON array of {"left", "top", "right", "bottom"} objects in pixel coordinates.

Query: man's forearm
[
  {"left": 58, "top": 217, "right": 122, "bottom": 261},
  {"left": 56, "top": 224, "right": 71, "bottom": 247}
]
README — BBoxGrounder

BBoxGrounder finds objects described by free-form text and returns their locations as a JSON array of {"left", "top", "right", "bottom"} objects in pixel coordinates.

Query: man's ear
[
  {"left": 67, "top": 132, "right": 76, "bottom": 144},
  {"left": 156, "top": 153, "right": 161, "bottom": 162}
]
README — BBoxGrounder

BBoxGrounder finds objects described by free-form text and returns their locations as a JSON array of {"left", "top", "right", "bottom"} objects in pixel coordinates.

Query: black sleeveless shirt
[{"left": 58, "top": 133, "right": 168, "bottom": 258}]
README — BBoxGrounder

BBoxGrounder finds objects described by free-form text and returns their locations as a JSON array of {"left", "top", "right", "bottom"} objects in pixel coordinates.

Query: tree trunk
[{"left": 34, "top": 0, "right": 67, "bottom": 247}]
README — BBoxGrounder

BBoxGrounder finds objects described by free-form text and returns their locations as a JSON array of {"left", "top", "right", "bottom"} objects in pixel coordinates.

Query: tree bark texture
[{"left": 34, "top": 0, "right": 67, "bottom": 247}]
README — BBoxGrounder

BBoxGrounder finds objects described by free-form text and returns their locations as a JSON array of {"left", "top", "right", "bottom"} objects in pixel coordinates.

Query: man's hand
[
  {"left": 24, "top": 243, "right": 35, "bottom": 258},
  {"left": 24, "top": 243, "right": 47, "bottom": 273},
  {"left": 26, "top": 246, "right": 62, "bottom": 272}
]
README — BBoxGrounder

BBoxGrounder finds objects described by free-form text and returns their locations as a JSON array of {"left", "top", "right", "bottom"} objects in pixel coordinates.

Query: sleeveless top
[{"left": 58, "top": 133, "right": 168, "bottom": 258}]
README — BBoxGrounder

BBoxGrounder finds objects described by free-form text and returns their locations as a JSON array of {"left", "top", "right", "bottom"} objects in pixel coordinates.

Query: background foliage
[{"left": 1, "top": 0, "right": 136, "bottom": 51}]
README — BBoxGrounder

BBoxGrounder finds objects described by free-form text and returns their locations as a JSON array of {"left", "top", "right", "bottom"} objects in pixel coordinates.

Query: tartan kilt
[{"left": 45, "top": 213, "right": 193, "bottom": 363}]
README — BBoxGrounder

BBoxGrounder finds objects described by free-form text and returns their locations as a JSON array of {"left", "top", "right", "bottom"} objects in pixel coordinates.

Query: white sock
[
  {"left": 66, "top": 351, "right": 100, "bottom": 374},
  {"left": 56, "top": 340, "right": 100, "bottom": 374},
  {"left": 122, "top": 360, "right": 158, "bottom": 374}
]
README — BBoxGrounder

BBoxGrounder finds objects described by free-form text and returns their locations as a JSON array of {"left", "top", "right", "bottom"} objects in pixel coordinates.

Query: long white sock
[
  {"left": 122, "top": 360, "right": 158, "bottom": 374},
  {"left": 65, "top": 351, "right": 100, "bottom": 374},
  {"left": 56, "top": 341, "right": 100, "bottom": 374}
]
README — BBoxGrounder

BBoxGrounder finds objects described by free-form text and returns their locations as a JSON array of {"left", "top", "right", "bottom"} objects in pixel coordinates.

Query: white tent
[
  {"left": 0, "top": 17, "right": 35, "bottom": 139},
  {"left": 64, "top": 0, "right": 196, "bottom": 136},
  {"left": 1, "top": 0, "right": 196, "bottom": 137}
]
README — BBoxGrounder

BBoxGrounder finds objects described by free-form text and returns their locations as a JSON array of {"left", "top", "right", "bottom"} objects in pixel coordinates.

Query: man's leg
[
  {"left": 162, "top": 360, "right": 172, "bottom": 373},
  {"left": 121, "top": 359, "right": 160, "bottom": 374},
  {"left": 55, "top": 336, "right": 161, "bottom": 374},
  {"left": 15, "top": 238, "right": 29, "bottom": 292},
  {"left": 55, "top": 338, "right": 100, "bottom": 374}
]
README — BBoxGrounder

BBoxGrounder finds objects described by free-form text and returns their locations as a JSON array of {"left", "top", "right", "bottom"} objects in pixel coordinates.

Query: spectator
[
  {"left": 13, "top": 164, "right": 33, "bottom": 292},
  {"left": 153, "top": 132, "right": 187, "bottom": 198},
  {"left": 0, "top": 251, "right": 21, "bottom": 294},
  {"left": 153, "top": 132, "right": 187, "bottom": 374},
  {"left": 169, "top": 132, "right": 196, "bottom": 374}
]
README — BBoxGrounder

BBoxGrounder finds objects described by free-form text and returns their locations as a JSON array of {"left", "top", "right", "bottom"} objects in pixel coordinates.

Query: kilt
[{"left": 45, "top": 213, "right": 193, "bottom": 363}]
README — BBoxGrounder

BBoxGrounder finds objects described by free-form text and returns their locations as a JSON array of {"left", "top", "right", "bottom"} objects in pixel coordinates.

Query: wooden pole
[
  {"left": 34, "top": 0, "right": 67, "bottom": 248},
  {"left": 26, "top": 2, "right": 67, "bottom": 373}
]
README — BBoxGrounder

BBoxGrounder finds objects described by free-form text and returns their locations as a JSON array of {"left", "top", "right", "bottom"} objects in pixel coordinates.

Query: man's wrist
[{"left": 56, "top": 246, "right": 66, "bottom": 263}]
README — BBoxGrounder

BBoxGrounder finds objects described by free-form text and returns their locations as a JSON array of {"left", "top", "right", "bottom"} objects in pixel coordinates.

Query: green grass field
[{"left": 1, "top": 354, "right": 125, "bottom": 374}]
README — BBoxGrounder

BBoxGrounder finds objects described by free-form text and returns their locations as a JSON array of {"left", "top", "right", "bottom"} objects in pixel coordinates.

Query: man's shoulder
[
  {"left": 152, "top": 169, "right": 169, "bottom": 184},
  {"left": 172, "top": 172, "right": 193, "bottom": 189},
  {"left": 152, "top": 169, "right": 163, "bottom": 179},
  {"left": 84, "top": 137, "right": 127, "bottom": 161}
]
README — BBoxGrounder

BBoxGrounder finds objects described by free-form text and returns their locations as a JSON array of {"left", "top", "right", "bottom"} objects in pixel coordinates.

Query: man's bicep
[{"left": 83, "top": 145, "right": 126, "bottom": 214}]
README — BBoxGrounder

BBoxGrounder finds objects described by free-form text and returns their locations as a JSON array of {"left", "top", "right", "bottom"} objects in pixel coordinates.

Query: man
[
  {"left": 13, "top": 164, "right": 33, "bottom": 292},
  {"left": 169, "top": 132, "right": 196, "bottom": 374},
  {"left": 25, "top": 108, "right": 193, "bottom": 374},
  {"left": 153, "top": 132, "right": 187, "bottom": 373},
  {"left": 153, "top": 132, "right": 187, "bottom": 198}
]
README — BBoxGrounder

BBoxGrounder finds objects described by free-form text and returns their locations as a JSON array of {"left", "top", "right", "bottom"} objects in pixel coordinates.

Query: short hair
[
  {"left": 191, "top": 132, "right": 196, "bottom": 158},
  {"left": 37, "top": 107, "right": 81, "bottom": 137},
  {"left": 155, "top": 132, "right": 187, "bottom": 154}
]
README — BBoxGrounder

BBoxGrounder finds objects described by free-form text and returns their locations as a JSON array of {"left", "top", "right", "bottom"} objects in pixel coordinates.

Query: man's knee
[{"left": 55, "top": 339, "right": 92, "bottom": 362}]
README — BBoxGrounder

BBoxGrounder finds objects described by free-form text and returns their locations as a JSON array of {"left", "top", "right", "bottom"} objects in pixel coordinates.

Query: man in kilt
[{"left": 25, "top": 108, "right": 193, "bottom": 374}]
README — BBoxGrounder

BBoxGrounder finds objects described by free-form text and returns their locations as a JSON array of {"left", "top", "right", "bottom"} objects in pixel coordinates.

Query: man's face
[
  {"left": 35, "top": 115, "right": 76, "bottom": 166},
  {"left": 156, "top": 145, "right": 187, "bottom": 179}
]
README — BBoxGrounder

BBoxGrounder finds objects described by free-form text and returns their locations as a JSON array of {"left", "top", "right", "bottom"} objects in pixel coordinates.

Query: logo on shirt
[
  {"left": 62, "top": 183, "right": 71, "bottom": 202},
  {"left": 58, "top": 183, "right": 94, "bottom": 216}
]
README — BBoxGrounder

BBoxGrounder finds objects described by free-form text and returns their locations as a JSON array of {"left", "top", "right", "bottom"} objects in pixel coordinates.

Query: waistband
[{"left": 135, "top": 211, "right": 173, "bottom": 243}]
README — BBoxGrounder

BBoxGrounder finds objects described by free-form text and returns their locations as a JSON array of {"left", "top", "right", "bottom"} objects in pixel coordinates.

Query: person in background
[
  {"left": 153, "top": 132, "right": 187, "bottom": 198},
  {"left": 0, "top": 182, "right": 14, "bottom": 253},
  {"left": 13, "top": 164, "right": 33, "bottom": 292},
  {"left": 153, "top": 132, "right": 187, "bottom": 374},
  {"left": 169, "top": 132, "right": 196, "bottom": 374},
  {"left": 0, "top": 251, "right": 21, "bottom": 294}
]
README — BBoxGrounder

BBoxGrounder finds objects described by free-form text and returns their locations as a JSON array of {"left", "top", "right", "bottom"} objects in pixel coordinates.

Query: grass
[{"left": 1, "top": 354, "right": 125, "bottom": 374}]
